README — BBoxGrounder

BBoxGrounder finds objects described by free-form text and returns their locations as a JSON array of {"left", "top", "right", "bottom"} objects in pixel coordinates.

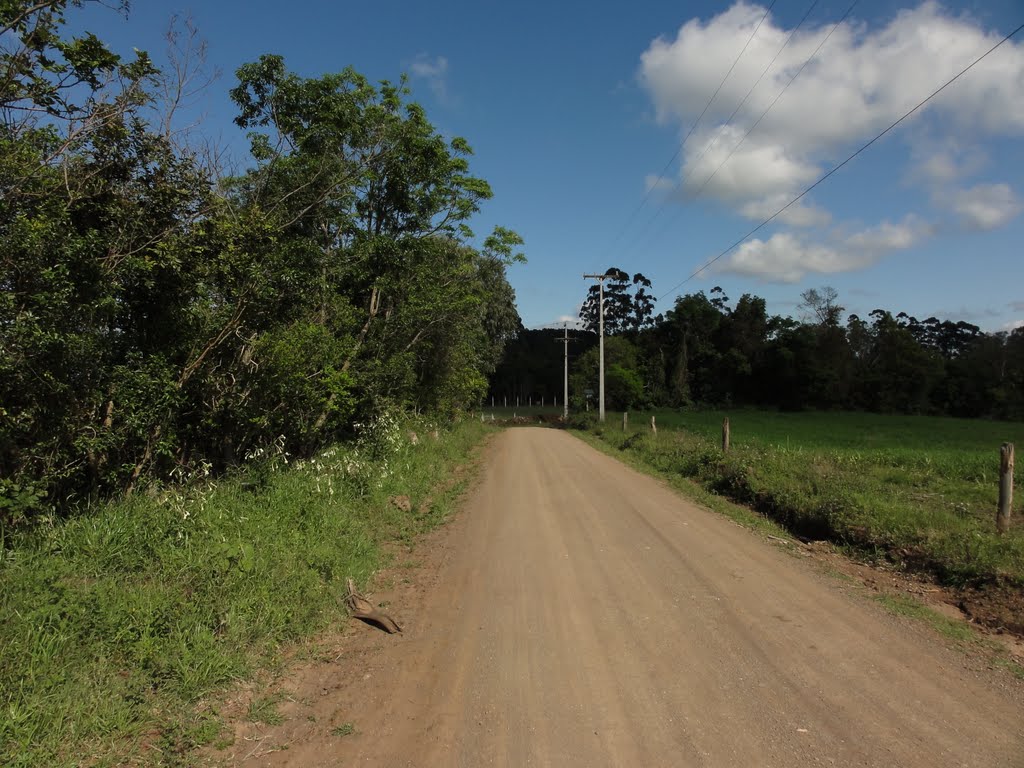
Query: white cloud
[
  {"left": 919, "top": 152, "right": 961, "bottom": 184},
  {"left": 717, "top": 216, "right": 928, "bottom": 282},
  {"left": 1005, "top": 319, "right": 1024, "bottom": 332},
  {"left": 908, "top": 141, "right": 988, "bottom": 186},
  {"left": 410, "top": 54, "right": 449, "bottom": 100},
  {"left": 644, "top": 174, "right": 674, "bottom": 192},
  {"left": 952, "top": 183, "right": 1023, "bottom": 231},
  {"left": 738, "top": 194, "right": 831, "bottom": 228},
  {"left": 536, "top": 315, "right": 584, "bottom": 330},
  {"left": 639, "top": 2, "right": 1024, "bottom": 223},
  {"left": 846, "top": 216, "right": 931, "bottom": 251},
  {"left": 930, "top": 306, "right": 999, "bottom": 322},
  {"left": 723, "top": 233, "right": 853, "bottom": 283}
]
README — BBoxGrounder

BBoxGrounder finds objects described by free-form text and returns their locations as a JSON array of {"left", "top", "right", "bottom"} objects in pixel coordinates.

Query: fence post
[
  {"left": 998, "top": 442, "right": 1014, "bottom": 534},
  {"left": 623, "top": 412, "right": 629, "bottom": 432},
  {"left": 650, "top": 415, "right": 657, "bottom": 436},
  {"left": 722, "top": 417, "right": 730, "bottom": 452}
]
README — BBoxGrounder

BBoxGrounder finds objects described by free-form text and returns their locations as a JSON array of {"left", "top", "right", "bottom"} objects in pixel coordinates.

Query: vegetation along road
[{"left": 236, "top": 428, "right": 1022, "bottom": 767}]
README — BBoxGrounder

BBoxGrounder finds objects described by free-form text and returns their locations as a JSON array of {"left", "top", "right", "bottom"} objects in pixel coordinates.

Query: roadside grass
[
  {"left": 871, "top": 595, "right": 976, "bottom": 643},
  {"left": 331, "top": 723, "right": 356, "bottom": 737},
  {"left": 0, "top": 417, "right": 488, "bottom": 767},
  {"left": 247, "top": 692, "right": 286, "bottom": 726},
  {"left": 996, "top": 657, "right": 1024, "bottom": 680},
  {"left": 573, "top": 409, "right": 1024, "bottom": 588}
]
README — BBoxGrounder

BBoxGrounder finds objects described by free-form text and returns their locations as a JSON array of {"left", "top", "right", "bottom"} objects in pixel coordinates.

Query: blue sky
[{"left": 75, "top": 0, "right": 1024, "bottom": 332}]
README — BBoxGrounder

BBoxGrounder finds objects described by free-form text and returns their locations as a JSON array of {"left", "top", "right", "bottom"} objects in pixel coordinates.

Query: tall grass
[
  {"left": 576, "top": 409, "right": 1024, "bottom": 587},
  {"left": 0, "top": 416, "right": 487, "bottom": 766}
]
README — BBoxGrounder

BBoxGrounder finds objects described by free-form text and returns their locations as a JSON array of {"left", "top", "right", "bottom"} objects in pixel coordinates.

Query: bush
[{"left": 0, "top": 418, "right": 488, "bottom": 766}]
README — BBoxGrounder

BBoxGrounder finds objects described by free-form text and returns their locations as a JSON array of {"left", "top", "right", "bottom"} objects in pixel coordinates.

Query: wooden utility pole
[
  {"left": 555, "top": 325, "right": 576, "bottom": 420},
  {"left": 722, "top": 417, "right": 730, "bottom": 452},
  {"left": 583, "top": 273, "right": 609, "bottom": 422},
  {"left": 998, "top": 442, "right": 1014, "bottom": 534}
]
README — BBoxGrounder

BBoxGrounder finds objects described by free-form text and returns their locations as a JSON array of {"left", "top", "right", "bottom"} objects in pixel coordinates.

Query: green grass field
[
  {"left": 577, "top": 409, "right": 1024, "bottom": 589},
  {"left": 0, "top": 417, "right": 489, "bottom": 767}
]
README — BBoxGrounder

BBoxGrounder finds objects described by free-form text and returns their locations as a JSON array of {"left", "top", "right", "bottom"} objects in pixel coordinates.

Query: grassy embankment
[
  {"left": 575, "top": 409, "right": 1024, "bottom": 588},
  {"left": 0, "top": 416, "right": 488, "bottom": 767}
]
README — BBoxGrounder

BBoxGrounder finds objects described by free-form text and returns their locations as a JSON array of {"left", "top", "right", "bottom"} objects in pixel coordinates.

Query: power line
[
  {"left": 626, "top": 0, "right": 849, "bottom": 263},
  {"left": 683, "top": 0, "right": 828, "bottom": 199},
  {"left": 687, "top": 0, "right": 858, "bottom": 205},
  {"left": 598, "top": 0, "right": 778, "bottom": 262},
  {"left": 657, "top": 18, "right": 1024, "bottom": 302}
]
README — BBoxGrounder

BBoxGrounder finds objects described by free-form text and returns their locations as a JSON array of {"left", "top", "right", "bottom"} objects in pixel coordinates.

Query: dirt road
[{"left": 237, "top": 428, "right": 1023, "bottom": 767}]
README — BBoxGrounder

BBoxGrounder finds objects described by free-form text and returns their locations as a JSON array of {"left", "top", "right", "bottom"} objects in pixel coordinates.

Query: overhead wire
[
  {"left": 686, "top": 0, "right": 859, "bottom": 205},
  {"left": 681, "top": 0, "right": 822, "bottom": 195},
  {"left": 625, "top": 0, "right": 850, "bottom": 266},
  {"left": 626, "top": 0, "right": 827, "bottom": 259},
  {"left": 656, "top": 18, "right": 1024, "bottom": 302},
  {"left": 596, "top": 0, "right": 778, "bottom": 263}
]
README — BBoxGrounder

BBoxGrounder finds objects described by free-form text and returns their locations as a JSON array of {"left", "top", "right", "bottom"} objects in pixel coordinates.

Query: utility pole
[
  {"left": 555, "top": 324, "right": 576, "bottom": 420},
  {"left": 583, "top": 272, "right": 608, "bottom": 421}
]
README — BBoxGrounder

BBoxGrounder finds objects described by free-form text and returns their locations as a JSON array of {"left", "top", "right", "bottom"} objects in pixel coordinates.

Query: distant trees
[
  {"left": 495, "top": 279, "right": 1024, "bottom": 421},
  {"left": 0, "top": 2, "right": 524, "bottom": 521},
  {"left": 571, "top": 336, "right": 646, "bottom": 411},
  {"left": 579, "top": 268, "right": 655, "bottom": 335}
]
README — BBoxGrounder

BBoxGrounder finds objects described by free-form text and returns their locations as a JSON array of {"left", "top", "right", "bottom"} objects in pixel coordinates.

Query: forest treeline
[
  {"left": 489, "top": 274, "right": 1024, "bottom": 419},
  {"left": 0, "top": 2, "right": 523, "bottom": 522}
]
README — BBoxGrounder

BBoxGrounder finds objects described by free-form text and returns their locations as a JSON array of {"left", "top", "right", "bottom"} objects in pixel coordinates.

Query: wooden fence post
[
  {"left": 650, "top": 415, "right": 657, "bottom": 436},
  {"left": 998, "top": 442, "right": 1014, "bottom": 534},
  {"left": 623, "top": 412, "right": 629, "bottom": 432},
  {"left": 722, "top": 417, "right": 730, "bottom": 453}
]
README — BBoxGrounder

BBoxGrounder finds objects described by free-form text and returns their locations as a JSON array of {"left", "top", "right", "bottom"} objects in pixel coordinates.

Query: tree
[
  {"left": 1, "top": 1, "right": 214, "bottom": 508},
  {"left": 850, "top": 310, "right": 942, "bottom": 413},
  {"left": 799, "top": 286, "right": 844, "bottom": 327},
  {"left": 579, "top": 268, "right": 655, "bottom": 335},
  {"left": 661, "top": 291, "right": 723, "bottom": 405},
  {"left": 570, "top": 336, "right": 643, "bottom": 410},
  {"left": 1, "top": 8, "right": 527, "bottom": 520}
]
